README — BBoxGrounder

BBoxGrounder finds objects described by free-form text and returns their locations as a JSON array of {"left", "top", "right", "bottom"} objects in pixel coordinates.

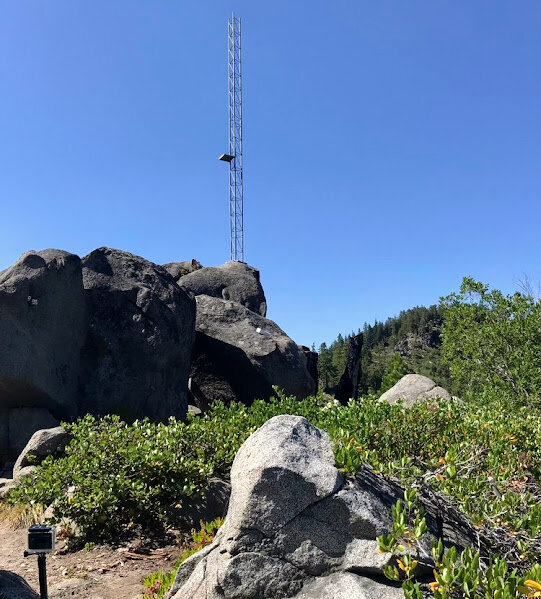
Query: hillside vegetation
[
  {"left": 318, "top": 304, "right": 451, "bottom": 395},
  {"left": 318, "top": 277, "right": 541, "bottom": 406}
]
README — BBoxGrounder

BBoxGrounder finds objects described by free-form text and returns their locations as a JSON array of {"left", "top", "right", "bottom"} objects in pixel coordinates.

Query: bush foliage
[
  {"left": 6, "top": 392, "right": 540, "bottom": 546},
  {"left": 378, "top": 490, "right": 541, "bottom": 599},
  {"left": 441, "top": 277, "right": 541, "bottom": 405}
]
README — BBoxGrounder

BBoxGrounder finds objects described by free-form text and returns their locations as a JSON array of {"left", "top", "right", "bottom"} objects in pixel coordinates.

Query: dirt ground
[{"left": 0, "top": 522, "right": 183, "bottom": 599}]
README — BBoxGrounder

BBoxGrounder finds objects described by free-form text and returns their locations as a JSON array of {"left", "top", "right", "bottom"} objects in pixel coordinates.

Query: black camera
[{"left": 27, "top": 524, "right": 56, "bottom": 555}]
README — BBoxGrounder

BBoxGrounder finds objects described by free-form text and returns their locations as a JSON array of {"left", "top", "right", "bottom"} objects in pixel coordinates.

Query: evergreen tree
[
  {"left": 317, "top": 342, "right": 338, "bottom": 391},
  {"left": 379, "top": 353, "right": 408, "bottom": 394}
]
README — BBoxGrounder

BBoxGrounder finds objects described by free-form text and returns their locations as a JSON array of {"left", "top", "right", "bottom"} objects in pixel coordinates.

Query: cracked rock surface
[{"left": 168, "top": 415, "right": 406, "bottom": 599}]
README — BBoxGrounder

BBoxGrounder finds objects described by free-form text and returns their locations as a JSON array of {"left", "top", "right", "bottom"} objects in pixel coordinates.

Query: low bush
[
  {"left": 6, "top": 391, "right": 540, "bottom": 549},
  {"left": 378, "top": 490, "right": 541, "bottom": 598}
]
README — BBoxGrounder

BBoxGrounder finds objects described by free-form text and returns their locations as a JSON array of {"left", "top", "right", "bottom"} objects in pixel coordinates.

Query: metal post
[
  {"left": 227, "top": 13, "right": 244, "bottom": 262},
  {"left": 37, "top": 553, "right": 48, "bottom": 599}
]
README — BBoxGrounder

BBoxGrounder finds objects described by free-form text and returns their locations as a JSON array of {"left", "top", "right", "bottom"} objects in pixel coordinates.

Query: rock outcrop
[
  {"left": 168, "top": 416, "right": 406, "bottom": 599},
  {"left": 1, "top": 247, "right": 312, "bottom": 460},
  {"left": 0, "top": 247, "right": 198, "bottom": 460},
  {"left": 298, "top": 346, "right": 319, "bottom": 392},
  {"left": 379, "top": 374, "right": 451, "bottom": 407},
  {"left": 0, "top": 571, "right": 39, "bottom": 599},
  {"left": 79, "top": 248, "right": 196, "bottom": 421},
  {"left": 190, "top": 296, "right": 315, "bottom": 408},
  {"left": 177, "top": 261, "right": 267, "bottom": 317}
]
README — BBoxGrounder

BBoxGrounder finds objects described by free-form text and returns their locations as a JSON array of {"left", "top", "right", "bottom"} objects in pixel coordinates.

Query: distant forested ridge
[{"left": 317, "top": 305, "right": 452, "bottom": 395}]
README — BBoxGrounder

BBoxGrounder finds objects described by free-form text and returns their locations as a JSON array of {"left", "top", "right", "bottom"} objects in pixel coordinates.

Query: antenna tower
[{"left": 220, "top": 13, "right": 244, "bottom": 262}]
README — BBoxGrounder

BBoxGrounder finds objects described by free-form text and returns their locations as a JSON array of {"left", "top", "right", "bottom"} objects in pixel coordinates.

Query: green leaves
[
  {"left": 441, "top": 277, "right": 541, "bottom": 406},
  {"left": 5, "top": 391, "right": 540, "bottom": 547},
  {"left": 380, "top": 496, "right": 540, "bottom": 599}
]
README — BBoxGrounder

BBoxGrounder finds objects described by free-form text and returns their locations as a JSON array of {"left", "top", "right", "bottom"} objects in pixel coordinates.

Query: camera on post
[{"left": 26, "top": 524, "right": 57, "bottom": 555}]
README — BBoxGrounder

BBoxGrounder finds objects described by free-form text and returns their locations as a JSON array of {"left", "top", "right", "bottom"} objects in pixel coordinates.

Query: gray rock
[
  {"left": 13, "top": 465, "right": 36, "bottom": 481},
  {"left": 79, "top": 248, "right": 196, "bottom": 421},
  {"left": 379, "top": 374, "right": 451, "bottom": 407},
  {"left": 177, "top": 261, "right": 267, "bottom": 317},
  {"left": 169, "top": 416, "right": 406, "bottom": 599},
  {"left": 193, "top": 296, "right": 315, "bottom": 406},
  {"left": 187, "top": 404, "right": 203, "bottom": 417},
  {"left": 292, "top": 572, "right": 403, "bottom": 599},
  {"left": 225, "top": 416, "right": 342, "bottom": 538},
  {"left": 0, "top": 571, "right": 40, "bottom": 599},
  {"left": 162, "top": 259, "right": 203, "bottom": 281},
  {"left": 0, "top": 249, "right": 87, "bottom": 423},
  {"left": 13, "top": 426, "right": 70, "bottom": 479},
  {"left": 219, "top": 553, "right": 304, "bottom": 599},
  {"left": 0, "top": 478, "right": 15, "bottom": 500}
]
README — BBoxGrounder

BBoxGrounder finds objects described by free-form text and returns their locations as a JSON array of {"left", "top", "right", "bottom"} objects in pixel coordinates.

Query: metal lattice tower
[{"left": 219, "top": 13, "right": 244, "bottom": 262}]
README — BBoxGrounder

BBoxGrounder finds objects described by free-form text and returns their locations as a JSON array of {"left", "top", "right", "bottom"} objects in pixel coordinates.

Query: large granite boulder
[
  {"left": 191, "top": 296, "right": 315, "bottom": 408},
  {"left": 379, "top": 374, "right": 451, "bottom": 407},
  {"left": 168, "top": 416, "right": 403, "bottom": 599},
  {"left": 0, "top": 571, "right": 39, "bottom": 599},
  {"left": 176, "top": 261, "right": 267, "bottom": 317},
  {"left": 13, "top": 426, "right": 70, "bottom": 480},
  {"left": 0, "top": 249, "right": 87, "bottom": 422},
  {"left": 79, "top": 248, "right": 196, "bottom": 421},
  {"left": 169, "top": 415, "right": 485, "bottom": 599}
]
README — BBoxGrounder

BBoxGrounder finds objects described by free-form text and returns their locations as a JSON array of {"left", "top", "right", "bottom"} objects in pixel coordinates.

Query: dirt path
[{"left": 0, "top": 522, "right": 182, "bottom": 598}]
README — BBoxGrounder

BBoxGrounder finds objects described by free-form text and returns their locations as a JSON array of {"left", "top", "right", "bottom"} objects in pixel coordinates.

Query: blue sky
[{"left": 1, "top": 1, "right": 540, "bottom": 347}]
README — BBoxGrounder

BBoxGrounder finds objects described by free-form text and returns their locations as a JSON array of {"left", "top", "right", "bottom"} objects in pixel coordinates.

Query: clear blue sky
[{"left": 1, "top": 1, "right": 540, "bottom": 347}]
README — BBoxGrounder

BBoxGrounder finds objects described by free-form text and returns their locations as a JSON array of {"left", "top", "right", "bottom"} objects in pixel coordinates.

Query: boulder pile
[{"left": 0, "top": 248, "right": 315, "bottom": 464}]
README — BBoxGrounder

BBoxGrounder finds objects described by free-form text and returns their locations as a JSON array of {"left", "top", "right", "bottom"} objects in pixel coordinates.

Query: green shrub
[
  {"left": 378, "top": 490, "right": 541, "bottom": 599},
  {"left": 441, "top": 277, "right": 541, "bottom": 406},
  {"left": 6, "top": 392, "right": 540, "bottom": 546}
]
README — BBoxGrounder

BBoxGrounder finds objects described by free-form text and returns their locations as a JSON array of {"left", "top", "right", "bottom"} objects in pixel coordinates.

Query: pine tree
[
  {"left": 317, "top": 342, "right": 338, "bottom": 391},
  {"left": 379, "top": 353, "right": 408, "bottom": 394}
]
